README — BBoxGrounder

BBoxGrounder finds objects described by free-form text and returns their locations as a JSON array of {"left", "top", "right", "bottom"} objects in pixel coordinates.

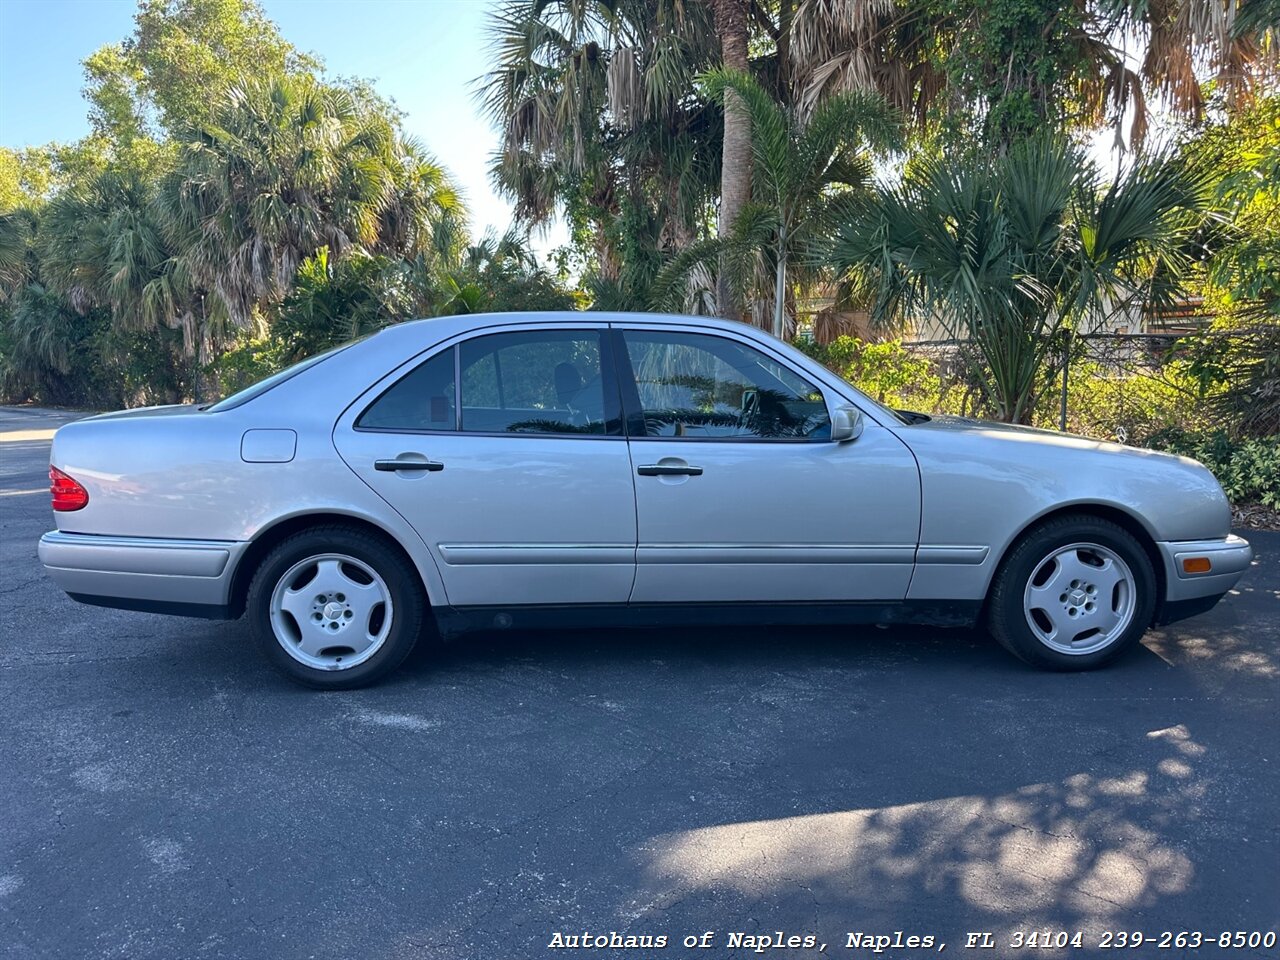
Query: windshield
[{"left": 206, "top": 339, "right": 362, "bottom": 412}]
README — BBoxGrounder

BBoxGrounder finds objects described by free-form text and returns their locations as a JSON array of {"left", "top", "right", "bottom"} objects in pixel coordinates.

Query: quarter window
[
  {"left": 357, "top": 347, "right": 457, "bottom": 431},
  {"left": 621, "top": 331, "right": 831, "bottom": 440}
]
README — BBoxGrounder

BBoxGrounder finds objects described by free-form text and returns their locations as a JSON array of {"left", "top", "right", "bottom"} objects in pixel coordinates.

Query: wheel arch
[
  {"left": 227, "top": 511, "right": 439, "bottom": 618},
  {"left": 985, "top": 502, "right": 1166, "bottom": 617}
]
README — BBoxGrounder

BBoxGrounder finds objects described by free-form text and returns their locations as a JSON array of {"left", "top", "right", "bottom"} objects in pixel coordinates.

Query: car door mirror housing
[{"left": 830, "top": 405, "right": 865, "bottom": 442}]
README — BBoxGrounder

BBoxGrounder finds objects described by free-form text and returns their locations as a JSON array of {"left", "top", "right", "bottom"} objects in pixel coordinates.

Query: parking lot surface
[{"left": 2, "top": 405, "right": 1277, "bottom": 959}]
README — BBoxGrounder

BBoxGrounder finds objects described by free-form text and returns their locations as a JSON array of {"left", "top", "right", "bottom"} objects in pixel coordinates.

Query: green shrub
[
  {"left": 1047, "top": 362, "right": 1214, "bottom": 442},
  {"left": 1142, "top": 428, "right": 1280, "bottom": 508},
  {"left": 796, "top": 336, "right": 950, "bottom": 413},
  {"left": 0, "top": 292, "right": 188, "bottom": 409},
  {"left": 206, "top": 335, "right": 288, "bottom": 398}
]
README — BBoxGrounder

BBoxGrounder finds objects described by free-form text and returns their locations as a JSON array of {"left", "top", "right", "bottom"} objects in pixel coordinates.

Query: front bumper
[
  {"left": 1157, "top": 534, "right": 1253, "bottom": 601},
  {"left": 39, "top": 531, "right": 248, "bottom": 618},
  {"left": 1154, "top": 534, "right": 1253, "bottom": 624}
]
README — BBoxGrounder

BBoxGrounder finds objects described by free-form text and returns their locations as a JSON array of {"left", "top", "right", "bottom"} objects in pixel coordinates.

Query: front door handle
[
  {"left": 374, "top": 458, "right": 444, "bottom": 473},
  {"left": 637, "top": 463, "right": 703, "bottom": 477}
]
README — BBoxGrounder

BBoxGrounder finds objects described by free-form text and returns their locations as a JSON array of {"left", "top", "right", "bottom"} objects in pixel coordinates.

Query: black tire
[
  {"left": 246, "top": 524, "right": 426, "bottom": 689},
  {"left": 986, "top": 514, "right": 1157, "bottom": 670}
]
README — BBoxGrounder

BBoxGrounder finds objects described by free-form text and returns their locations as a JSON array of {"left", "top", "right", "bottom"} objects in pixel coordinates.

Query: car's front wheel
[
  {"left": 247, "top": 525, "right": 425, "bottom": 688},
  {"left": 987, "top": 515, "right": 1157, "bottom": 670}
]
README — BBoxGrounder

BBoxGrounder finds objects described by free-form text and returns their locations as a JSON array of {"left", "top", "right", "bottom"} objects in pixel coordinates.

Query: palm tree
[
  {"left": 159, "top": 75, "right": 466, "bottom": 340},
  {"left": 39, "top": 167, "right": 188, "bottom": 334},
  {"left": 825, "top": 135, "right": 1214, "bottom": 423},
  {"left": 0, "top": 207, "right": 36, "bottom": 299},
  {"left": 708, "top": 0, "right": 752, "bottom": 319},
  {"left": 478, "top": 0, "right": 720, "bottom": 288},
  {"left": 788, "top": 0, "right": 1278, "bottom": 148},
  {"left": 31, "top": 76, "right": 465, "bottom": 371},
  {"left": 437, "top": 227, "right": 577, "bottom": 316},
  {"left": 654, "top": 68, "right": 900, "bottom": 338}
]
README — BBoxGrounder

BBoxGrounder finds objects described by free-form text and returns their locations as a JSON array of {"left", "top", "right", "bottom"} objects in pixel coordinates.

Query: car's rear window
[{"left": 205, "top": 339, "right": 364, "bottom": 412}]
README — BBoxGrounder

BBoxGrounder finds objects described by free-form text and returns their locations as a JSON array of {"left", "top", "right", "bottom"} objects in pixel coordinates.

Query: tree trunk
[
  {"left": 712, "top": 0, "right": 751, "bottom": 322},
  {"left": 777, "top": 0, "right": 793, "bottom": 101},
  {"left": 773, "top": 239, "right": 787, "bottom": 339}
]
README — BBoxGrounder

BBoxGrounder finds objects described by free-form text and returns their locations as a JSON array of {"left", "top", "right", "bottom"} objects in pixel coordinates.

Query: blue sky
[{"left": 0, "top": 0, "right": 566, "bottom": 249}]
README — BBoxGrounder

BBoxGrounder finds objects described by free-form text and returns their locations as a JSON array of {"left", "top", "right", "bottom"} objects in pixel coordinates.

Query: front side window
[
  {"left": 459, "top": 330, "right": 617, "bottom": 435},
  {"left": 621, "top": 330, "right": 831, "bottom": 440}
]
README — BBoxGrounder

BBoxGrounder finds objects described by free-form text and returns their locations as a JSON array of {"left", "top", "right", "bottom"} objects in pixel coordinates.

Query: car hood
[{"left": 892, "top": 413, "right": 1231, "bottom": 543}]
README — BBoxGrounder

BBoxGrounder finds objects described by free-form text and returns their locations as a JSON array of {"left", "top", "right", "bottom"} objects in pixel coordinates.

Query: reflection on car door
[
  {"left": 334, "top": 325, "right": 638, "bottom": 607},
  {"left": 615, "top": 326, "right": 922, "bottom": 603}
]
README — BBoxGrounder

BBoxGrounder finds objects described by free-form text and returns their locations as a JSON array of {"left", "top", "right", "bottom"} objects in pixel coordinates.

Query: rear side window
[
  {"left": 357, "top": 348, "right": 457, "bottom": 431},
  {"left": 458, "top": 330, "right": 620, "bottom": 436}
]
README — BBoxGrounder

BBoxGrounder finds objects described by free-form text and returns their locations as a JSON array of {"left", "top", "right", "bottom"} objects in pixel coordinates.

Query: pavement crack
[{"left": 334, "top": 729, "right": 414, "bottom": 779}]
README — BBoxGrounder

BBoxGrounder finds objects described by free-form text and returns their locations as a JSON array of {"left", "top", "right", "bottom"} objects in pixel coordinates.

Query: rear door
[
  {"left": 614, "top": 324, "right": 921, "bottom": 603},
  {"left": 334, "top": 324, "right": 637, "bottom": 607}
]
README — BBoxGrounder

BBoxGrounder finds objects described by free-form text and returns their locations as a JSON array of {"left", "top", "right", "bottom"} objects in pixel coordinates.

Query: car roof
[
  {"left": 360, "top": 311, "right": 771, "bottom": 360},
  {"left": 393, "top": 310, "right": 758, "bottom": 332}
]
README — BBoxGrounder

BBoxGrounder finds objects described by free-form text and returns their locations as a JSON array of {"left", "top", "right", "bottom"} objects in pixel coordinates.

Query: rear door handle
[
  {"left": 374, "top": 458, "right": 444, "bottom": 473},
  {"left": 637, "top": 463, "right": 703, "bottom": 477}
]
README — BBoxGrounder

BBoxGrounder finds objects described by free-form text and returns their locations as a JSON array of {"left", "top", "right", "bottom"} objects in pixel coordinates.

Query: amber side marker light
[{"left": 1182, "top": 557, "right": 1213, "bottom": 575}]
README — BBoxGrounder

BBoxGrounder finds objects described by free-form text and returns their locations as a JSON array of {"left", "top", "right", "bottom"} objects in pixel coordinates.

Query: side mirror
[{"left": 830, "top": 405, "right": 865, "bottom": 443}]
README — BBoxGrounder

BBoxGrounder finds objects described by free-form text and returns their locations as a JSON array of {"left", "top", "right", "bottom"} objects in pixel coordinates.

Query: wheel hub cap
[
  {"left": 1023, "top": 542, "right": 1137, "bottom": 656},
  {"left": 268, "top": 553, "right": 394, "bottom": 671}
]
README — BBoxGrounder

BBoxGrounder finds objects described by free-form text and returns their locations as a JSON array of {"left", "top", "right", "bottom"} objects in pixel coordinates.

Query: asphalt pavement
[{"left": 1, "top": 405, "right": 1277, "bottom": 960}]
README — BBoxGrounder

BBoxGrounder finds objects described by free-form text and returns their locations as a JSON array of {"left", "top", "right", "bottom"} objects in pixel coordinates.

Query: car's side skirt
[
  {"left": 63, "top": 593, "right": 984, "bottom": 632},
  {"left": 434, "top": 599, "right": 984, "bottom": 638}
]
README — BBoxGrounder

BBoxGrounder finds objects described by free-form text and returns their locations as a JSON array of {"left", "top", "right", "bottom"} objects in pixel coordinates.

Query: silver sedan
[{"left": 39, "top": 312, "right": 1253, "bottom": 687}]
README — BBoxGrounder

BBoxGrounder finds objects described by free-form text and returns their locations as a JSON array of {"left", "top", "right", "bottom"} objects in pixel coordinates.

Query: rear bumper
[
  {"left": 39, "top": 531, "right": 248, "bottom": 618},
  {"left": 1154, "top": 534, "right": 1253, "bottom": 624}
]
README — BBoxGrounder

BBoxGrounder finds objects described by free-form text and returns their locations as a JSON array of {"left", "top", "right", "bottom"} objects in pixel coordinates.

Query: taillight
[{"left": 50, "top": 466, "right": 89, "bottom": 511}]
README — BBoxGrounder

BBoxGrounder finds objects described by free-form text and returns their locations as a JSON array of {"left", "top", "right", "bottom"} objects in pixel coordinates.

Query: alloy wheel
[
  {"left": 1022, "top": 542, "right": 1137, "bottom": 655},
  {"left": 268, "top": 553, "right": 394, "bottom": 671}
]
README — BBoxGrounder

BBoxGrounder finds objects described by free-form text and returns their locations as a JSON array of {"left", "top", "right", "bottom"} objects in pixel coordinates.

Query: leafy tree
[
  {"left": 0, "top": 148, "right": 58, "bottom": 209},
  {"left": 435, "top": 229, "right": 579, "bottom": 316},
  {"left": 798, "top": 334, "right": 945, "bottom": 411},
  {"left": 271, "top": 247, "right": 398, "bottom": 364},
  {"left": 1178, "top": 96, "right": 1280, "bottom": 437},
  {"left": 82, "top": 43, "right": 152, "bottom": 150},
  {"left": 84, "top": 0, "right": 318, "bottom": 141},
  {"left": 788, "top": 0, "right": 1280, "bottom": 146},
  {"left": 826, "top": 135, "right": 1214, "bottom": 423},
  {"left": 1198, "top": 97, "right": 1280, "bottom": 315}
]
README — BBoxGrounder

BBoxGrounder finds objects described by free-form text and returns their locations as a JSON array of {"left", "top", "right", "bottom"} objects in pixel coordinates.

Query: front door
[
  {"left": 335, "top": 325, "right": 637, "bottom": 607},
  {"left": 615, "top": 326, "right": 921, "bottom": 604}
]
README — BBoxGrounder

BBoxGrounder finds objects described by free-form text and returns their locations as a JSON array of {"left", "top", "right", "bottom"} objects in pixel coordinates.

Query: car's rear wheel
[
  {"left": 987, "top": 515, "right": 1157, "bottom": 670},
  {"left": 247, "top": 525, "right": 425, "bottom": 689}
]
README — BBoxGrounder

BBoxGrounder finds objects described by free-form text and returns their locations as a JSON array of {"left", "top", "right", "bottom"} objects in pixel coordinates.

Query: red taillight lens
[{"left": 50, "top": 466, "right": 89, "bottom": 511}]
